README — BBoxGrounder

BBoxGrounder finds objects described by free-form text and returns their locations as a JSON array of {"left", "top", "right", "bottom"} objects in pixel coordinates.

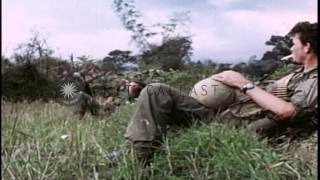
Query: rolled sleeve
[{"left": 289, "top": 78, "right": 317, "bottom": 122}]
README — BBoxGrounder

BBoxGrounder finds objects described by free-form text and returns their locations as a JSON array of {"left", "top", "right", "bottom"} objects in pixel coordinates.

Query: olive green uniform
[
  {"left": 74, "top": 81, "right": 129, "bottom": 118},
  {"left": 124, "top": 67, "right": 317, "bottom": 143},
  {"left": 74, "top": 92, "right": 103, "bottom": 117}
]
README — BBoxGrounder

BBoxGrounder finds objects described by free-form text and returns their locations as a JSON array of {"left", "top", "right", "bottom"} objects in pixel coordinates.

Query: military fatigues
[
  {"left": 74, "top": 87, "right": 129, "bottom": 118},
  {"left": 74, "top": 92, "right": 123, "bottom": 118},
  {"left": 125, "top": 67, "right": 317, "bottom": 143},
  {"left": 74, "top": 92, "right": 104, "bottom": 117}
]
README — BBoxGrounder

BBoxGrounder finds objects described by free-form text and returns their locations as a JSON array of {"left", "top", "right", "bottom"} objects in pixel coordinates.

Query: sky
[{"left": 2, "top": 0, "right": 317, "bottom": 63}]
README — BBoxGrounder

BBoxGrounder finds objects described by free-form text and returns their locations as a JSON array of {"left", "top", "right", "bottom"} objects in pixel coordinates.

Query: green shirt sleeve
[{"left": 289, "top": 77, "right": 317, "bottom": 122}]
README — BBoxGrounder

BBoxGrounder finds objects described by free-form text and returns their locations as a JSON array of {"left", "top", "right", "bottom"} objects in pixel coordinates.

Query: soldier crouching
[{"left": 74, "top": 80, "right": 146, "bottom": 120}]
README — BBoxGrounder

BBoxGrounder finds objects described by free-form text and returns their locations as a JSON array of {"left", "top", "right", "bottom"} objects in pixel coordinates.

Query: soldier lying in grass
[{"left": 122, "top": 21, "right": 318, "bottom": 166}]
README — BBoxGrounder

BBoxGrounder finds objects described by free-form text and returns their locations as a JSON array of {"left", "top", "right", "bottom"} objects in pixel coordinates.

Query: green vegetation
[
  {"left": 268, "top": 63, "right": 301, "bottom": 80},
  {"left": 1, "top": 12, "right": 316, "bottom": 178},
  {"left": 1, "top": 101, "right": 132, "bottom": 179},
  {"left": 2, "top": 98, "right": 316, "bottom": 179}
]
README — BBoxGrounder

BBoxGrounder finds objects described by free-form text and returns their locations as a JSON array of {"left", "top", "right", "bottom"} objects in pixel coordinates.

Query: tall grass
[{"left": 1, "top": 101, "right": 317, "bottom": 179}]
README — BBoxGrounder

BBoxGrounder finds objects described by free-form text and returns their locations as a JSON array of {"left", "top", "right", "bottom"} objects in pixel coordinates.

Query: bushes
[
  {"left": 158, "top": 69, "right": 209, "bottom": 93},
  {"left": 1, "top": 57, "right": 298, "bottom": 103},
  {"left": 2, "top": 63, "right": 57, "bottom": 102},
  {"left": 137, "top": 68, "right": 210, "bottom": 93}
]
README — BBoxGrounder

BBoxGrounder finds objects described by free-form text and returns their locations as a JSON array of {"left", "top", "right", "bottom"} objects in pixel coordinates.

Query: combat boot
[
  {"left": 133, "top": 141, "right": 159, "bottom": 166},
  {"left": 102, "top": 141, "right": 160, "bottom": 179}
]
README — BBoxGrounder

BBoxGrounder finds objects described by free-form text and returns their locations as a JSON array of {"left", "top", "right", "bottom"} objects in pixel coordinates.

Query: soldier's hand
[{"left": 210, "top": 70, "right": 251, "bottom": 89}]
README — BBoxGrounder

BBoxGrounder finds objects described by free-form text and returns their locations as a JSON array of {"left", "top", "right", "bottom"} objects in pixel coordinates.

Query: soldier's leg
[
  {"left": 75, "top": 92, "right": 102, "bottom": 119},
  {"left": 124, "top": 83, "right": 214, "bottom": 164},
  {"left": 246, "top": 117, "right": 288, "bottom": 139}
]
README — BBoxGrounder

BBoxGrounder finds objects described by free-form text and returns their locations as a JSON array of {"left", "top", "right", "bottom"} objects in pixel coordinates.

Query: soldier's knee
[{"left": 143, "top": 83, "right": 169, "bottom": 95}]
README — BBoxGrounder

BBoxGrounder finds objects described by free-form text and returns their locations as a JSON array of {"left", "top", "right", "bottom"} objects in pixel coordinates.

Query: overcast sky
[{"left": 2, "top": 0, "right": 317, "bottom": 63}]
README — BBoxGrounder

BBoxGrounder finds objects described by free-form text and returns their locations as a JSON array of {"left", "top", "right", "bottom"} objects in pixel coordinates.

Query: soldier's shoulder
[
  {"left": 309, "top": 68, "right": 318, "bottom": 77},
  {"left": 309, "top": 72, "right": 318, "bottom": 79}
]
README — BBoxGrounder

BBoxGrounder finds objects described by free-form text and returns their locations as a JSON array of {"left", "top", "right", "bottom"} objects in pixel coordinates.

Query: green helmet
[{"left": 189, "top": 78, "right": 236, "bottom": 110}]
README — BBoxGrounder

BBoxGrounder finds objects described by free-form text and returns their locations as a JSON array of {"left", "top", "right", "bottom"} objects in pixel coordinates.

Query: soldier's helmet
[{"left": 189, "top": 78, "right": 236, "bottom": 110}]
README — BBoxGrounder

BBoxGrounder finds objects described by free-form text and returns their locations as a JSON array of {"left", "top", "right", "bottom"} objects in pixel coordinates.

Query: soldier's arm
[
  {"left": 244, "top": 86, "right": 295, "bottom": 119},
  {"left": 211, "top": 70, "right": 295, "bottom": 120},
  {"left": 287, "top": 77, "right": 317, "bottom": 122}
]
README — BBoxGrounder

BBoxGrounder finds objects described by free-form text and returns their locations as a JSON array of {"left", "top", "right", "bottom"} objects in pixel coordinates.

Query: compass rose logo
[
  {"left": 56, "top": 78, "right": 83, "bottom": 106},
  {"left": 60, "top": 81, "right": 77, "bottom": 99}
]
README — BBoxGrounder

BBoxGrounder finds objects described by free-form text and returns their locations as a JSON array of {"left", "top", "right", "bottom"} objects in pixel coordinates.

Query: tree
[
  {"left": 1, "top": 56, "right": 13, "bottom": 75},
  {"left": 231, "top": 62, "right": 247, "bottom": 73},
  {"left": 240, "top": 34, "right": 293, "bottom": 78},
  {"left": 261, "top": 35, "right": 292, "bottom": 60},
  {"left": 109, "top": 50, "right": 136, "bottom": 65},
  {"left": 112, "top": 0, "right": 193, "bottom": 70},
  {"left": 202, "top": 59, "right": 217, "bottom": 70},
  {"left": 112, "top": 0, "right": 191, "bottom": 51},
  {"left": 112, "top": 0, "right": 153, "bottom": 51},
  {"left": 101, "top": 50, "right": 137, "bottom": 72},
  {"left": 139, "top": 36, "right": 192, "bottom": 70},
  {"left": 13, "top": 30, "right": 54, "bottom": 65}
]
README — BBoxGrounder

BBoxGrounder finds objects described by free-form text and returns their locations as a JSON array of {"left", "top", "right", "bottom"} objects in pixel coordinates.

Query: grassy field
[{"left": 1, "top": 100, "right": 317, "bottom": 179}]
